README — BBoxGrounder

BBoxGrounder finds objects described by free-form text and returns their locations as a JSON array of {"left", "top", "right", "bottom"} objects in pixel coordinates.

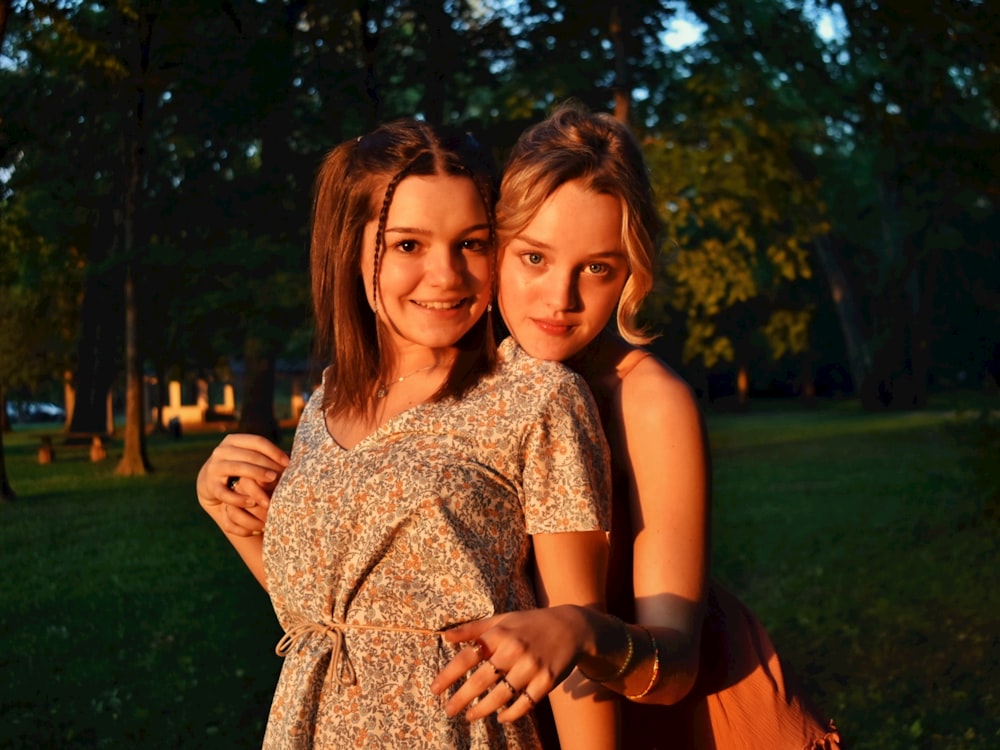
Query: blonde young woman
[
  {"left": 434, "top": 105, "right": 842, "bottom": 748},
  {"left": 202, "top": 106, "right": 842, "bottom": 748},
  {"left": 197, "top": 118, "right": 617, "bottom": 749}
]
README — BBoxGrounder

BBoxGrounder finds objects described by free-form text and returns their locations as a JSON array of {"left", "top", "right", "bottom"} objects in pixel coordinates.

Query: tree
[
  {"left": 642, "top": 66, "right": 825, "bottom": 397},
  {"left": 661, "top": 0, "right": 999, "bottom": 406},
  {"left": 114, "top": 3, "right": 158, "bottom": 475},
  {"left": 821, "top": 0, "right": 1000, "bottom": 407},
  {"left": 0, "top": 199, "right": 83, "bottom": 500}
]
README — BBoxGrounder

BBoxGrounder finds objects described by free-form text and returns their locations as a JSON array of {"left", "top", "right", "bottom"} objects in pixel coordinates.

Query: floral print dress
[{"left": 261, "top": 339, "right": 611, "bottom": 749}]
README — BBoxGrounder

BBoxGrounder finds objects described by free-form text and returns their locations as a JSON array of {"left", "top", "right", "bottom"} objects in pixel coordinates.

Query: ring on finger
[
  {"left": 472, "top": 638, "right": 489, "bottom": 662},
  {"left": 487, "top": 660, "right": 504, "bottom": 677},
  {"left": 227, "top": 476, "right": 240, "bottom": 491},
  {"left": 498, "top": 675, "right": 518, "bottom": 695},
  {"left": 519, "top": 688, "right": 537, "bottom": 709}
]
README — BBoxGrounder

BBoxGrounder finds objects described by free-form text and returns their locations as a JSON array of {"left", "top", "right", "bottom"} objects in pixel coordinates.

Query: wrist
[
  {"left": 578, "top": 613, "right": 634, "bottom": 683},
  {"left": 625, "top": 625, "right": 661, "bottom": 701}
]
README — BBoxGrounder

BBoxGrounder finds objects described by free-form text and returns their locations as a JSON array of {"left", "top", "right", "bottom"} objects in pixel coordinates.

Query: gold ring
[
  {"left": 520, "top": 688, "right": 537, "bottom": 708},
  {"left": 472, "top": 638, "right": 488, "bottom": 661}
]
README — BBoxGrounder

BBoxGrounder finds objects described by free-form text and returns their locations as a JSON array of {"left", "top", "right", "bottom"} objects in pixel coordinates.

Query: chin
[{"left": 521, "top": 340, "right": 573, "bottom": 362}]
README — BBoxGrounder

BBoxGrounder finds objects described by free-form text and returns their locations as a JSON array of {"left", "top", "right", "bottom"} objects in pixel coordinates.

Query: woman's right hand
[{"left": 195, "top": 433, "right": 289, "bottom": 536}]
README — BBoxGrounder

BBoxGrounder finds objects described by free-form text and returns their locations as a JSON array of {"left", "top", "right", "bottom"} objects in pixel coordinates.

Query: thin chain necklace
[{"left": 375, "top": 364, "right": 440, "bottom": 399}]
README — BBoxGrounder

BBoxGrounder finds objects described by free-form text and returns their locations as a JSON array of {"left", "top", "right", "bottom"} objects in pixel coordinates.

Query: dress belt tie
[{"left": 275, "top": 619, "right": 441, "bottom": 688}]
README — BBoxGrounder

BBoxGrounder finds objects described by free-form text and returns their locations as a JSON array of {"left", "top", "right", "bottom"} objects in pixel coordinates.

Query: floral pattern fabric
[{"left": 261, "top": 338, "right": 611, "bottom": 750}]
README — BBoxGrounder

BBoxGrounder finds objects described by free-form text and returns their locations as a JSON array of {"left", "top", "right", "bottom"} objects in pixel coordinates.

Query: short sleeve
[{"left": 521, "top": 372, "right": 612, "bottom": 535}]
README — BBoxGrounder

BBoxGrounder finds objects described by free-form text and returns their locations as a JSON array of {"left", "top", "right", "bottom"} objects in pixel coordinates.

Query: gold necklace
[{"left": 375, "top": 364, "right": 439, "bottom": 399}]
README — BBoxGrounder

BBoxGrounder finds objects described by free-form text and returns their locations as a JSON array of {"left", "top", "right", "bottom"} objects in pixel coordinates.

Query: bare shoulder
[{"left": 618, "top": 350, "right": 702, "bottom": 430}]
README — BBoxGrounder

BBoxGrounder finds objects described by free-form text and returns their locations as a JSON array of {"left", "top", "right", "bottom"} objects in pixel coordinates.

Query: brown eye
[{"left": 461, "top": 239, "right": 488, "bottom": 253}]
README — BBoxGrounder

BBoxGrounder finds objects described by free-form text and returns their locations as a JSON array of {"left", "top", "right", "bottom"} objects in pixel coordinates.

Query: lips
[
  {"left": 531, "top": 318, "right": 575, "bottom": 335},
  {"left": 412, "top": 298, "right": 469, "bottom": 310}
]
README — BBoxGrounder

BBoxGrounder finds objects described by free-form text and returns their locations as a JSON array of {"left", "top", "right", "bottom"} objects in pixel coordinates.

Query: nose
[
  {"left": 544, "top": 271, "right": 580, "bottom": 312},
  {"left": 425, "top": 246, "right": 465, "bottom": 287}
]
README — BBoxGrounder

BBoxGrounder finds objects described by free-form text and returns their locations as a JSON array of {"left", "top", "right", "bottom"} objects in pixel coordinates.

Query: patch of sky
[
  {"left": 804, "top": 1, "right": 848, "bottom": 43},
  {"left": 662, "top": 6, "right": 706, "bottom": 51},
  {"left": 662, "top": 1, "right": 849, "bottom": 50}
]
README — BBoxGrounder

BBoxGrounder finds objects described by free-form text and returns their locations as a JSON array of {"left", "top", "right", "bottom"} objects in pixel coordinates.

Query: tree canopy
[{"left": 1, "top": 0, "right": 996, "bottom": 457}]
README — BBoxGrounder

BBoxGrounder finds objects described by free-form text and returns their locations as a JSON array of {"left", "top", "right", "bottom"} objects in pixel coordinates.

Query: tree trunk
[
  {"left": 861, "top": 286, "right": 917, "bottom": 411},
  {"left": 0, "top": 384, "right": 14, "bottom": 501},
  {"left": 68, "top": 213, "right": 122, "bottom": 436},
  {"left": 0, "top": 0, "right": 10, "bottom": 55},
  {"left": 609, "top": 6, "right": 630, "bottom": 125},
  {"left": 858, "top": 179, "right": 917, "bottom": 410},
  {"left": 115, "top": 11, "right": 154, "bottom": 476},
  {"left": 1, "top": 383, "right": 10, "bottom": 434},
  {"left": 152, "top": 365, "right": 169, "bottom": 432},
  {"left": 116, "top": 267, "right": 152, "bottom": 475},
  {"left": 418, "top": 0, "right": 449, "bottom": 124},
  {"left": 799, "top": 354, "right": 816, "bottom": 404},
  {"left": 0, "top": 432, "right": 13, "bottom": 502},
  {"left": 239, "top": 336, "right": 280, "bottom": 442},
  {"left": 812, "top": 234, "right": 872, "bottom": 395},
  {"left": 910, "top": 239, "right": 942, "bottom": 409}
]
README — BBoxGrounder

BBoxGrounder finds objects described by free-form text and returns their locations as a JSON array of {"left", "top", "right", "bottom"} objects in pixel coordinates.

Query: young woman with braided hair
[{"left": 197, "top": 118, "right": 617, "bottom": 749}]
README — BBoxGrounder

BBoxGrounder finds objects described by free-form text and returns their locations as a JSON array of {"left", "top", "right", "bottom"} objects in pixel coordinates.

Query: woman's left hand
[{"left": 431, "top": 605, "right": 592, "bottom": 723}]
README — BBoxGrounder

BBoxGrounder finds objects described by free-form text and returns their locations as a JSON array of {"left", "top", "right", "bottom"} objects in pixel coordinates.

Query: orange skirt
[{"left": 621, "top": 583, "right": 842, "bottom": 749}]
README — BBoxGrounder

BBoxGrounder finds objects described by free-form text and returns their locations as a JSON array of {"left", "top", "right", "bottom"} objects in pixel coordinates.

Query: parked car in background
[{"left": 5, "top": 401, "right": 67, "bottom": 423}]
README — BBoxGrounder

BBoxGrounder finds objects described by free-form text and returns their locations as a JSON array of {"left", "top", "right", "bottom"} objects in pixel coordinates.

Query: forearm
[
  {"left": 576, "top": 610, "right": 700, "bottom": 705},
  {"left": 199, "top": 498, "right": 268, "bottom": 590},
  {"left": 532, "top": 531, "right": 617, "bottom": 743},
  {"left": 549, "top": 666, "right": 618, "bottom": 750}
]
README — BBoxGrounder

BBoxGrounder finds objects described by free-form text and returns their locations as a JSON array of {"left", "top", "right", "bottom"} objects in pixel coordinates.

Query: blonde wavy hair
[{"left": 497, "top": 102, "right": 662, "bottom": 344}]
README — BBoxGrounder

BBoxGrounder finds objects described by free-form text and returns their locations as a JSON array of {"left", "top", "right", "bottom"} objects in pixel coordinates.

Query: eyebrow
[
  {"left": 385, "top": 223, "right": 491, "bottom": 235},
  {"left": 511, "top": 234, "right": 626, "bottom": 258}
]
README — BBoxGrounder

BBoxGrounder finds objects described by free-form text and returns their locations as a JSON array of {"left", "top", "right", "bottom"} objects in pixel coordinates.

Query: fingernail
[{"left": 265, "top": 471, "right": 278, "bottom": 481}]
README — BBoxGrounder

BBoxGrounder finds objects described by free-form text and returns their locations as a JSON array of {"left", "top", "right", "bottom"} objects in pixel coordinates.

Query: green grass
[
  {"left": 709, "top": 401, "right": 999, "bottom": 750},
  {"left": 1, "top": 400, "right": 997, "bottom": 749},
  {"left": 0, "top": 428, "right": 283, "bottom": 749}
]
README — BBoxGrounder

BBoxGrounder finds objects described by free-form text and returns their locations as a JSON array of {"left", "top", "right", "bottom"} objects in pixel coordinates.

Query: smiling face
[
  {"left": 498, "top": 180, "right": 629, "bottom": 362},
  {"left": 361, "top": 174, "right": 492, "bottom": 359}
]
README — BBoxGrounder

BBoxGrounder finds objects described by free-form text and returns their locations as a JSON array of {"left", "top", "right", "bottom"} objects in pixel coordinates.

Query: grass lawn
[{"left": 1, "top": 398, "right": 997, "bottom": 749}]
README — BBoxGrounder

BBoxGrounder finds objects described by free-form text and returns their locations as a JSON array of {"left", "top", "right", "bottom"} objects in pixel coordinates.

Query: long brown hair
[
  {"left": 498, "top": 102, "right": 661, "bottom": 344},
  {"left": 310, "top": 120, "right": 498, "bottom": 418}
]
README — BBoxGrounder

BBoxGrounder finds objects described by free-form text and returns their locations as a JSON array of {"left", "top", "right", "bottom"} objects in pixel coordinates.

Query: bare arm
[
  {"left": 532, "top": 530, "right": 617, "bottom": 749},
  {"left": 196, "top": 433, "right": 289, "bottom": 589},
  {"left": 588, "top": 356, "right": 709, "bottom": 703}
]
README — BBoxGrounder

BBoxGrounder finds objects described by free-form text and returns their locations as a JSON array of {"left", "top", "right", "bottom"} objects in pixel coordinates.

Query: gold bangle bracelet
[
  {"left": 605, "top": 615, "right": 635, "bottom": 681},
  {"left": 625, "top": 625, "right": 660, "bottom": 701},
  {"left": 579, "top": 614, "right": 634, "bottom": 683}
]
